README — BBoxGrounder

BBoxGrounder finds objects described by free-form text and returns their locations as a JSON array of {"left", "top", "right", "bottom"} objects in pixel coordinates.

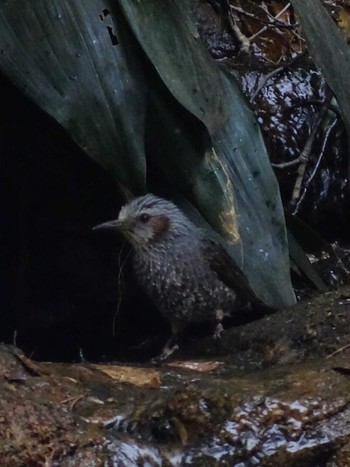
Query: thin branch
[
  {"left": 230, "top": 5, "right": 298, "bottom": 29},
  {"left": 292, "top": 109, "right": 338, "bottom": 214},
  {"left": 250, "top": 51, "right": 308, "bottom": 103},
  {"left": 326, "top": 342, "right": 350, "bottom": 359},
  {"left": 247, "top": 3, "right": 292, "bottom": 42}
]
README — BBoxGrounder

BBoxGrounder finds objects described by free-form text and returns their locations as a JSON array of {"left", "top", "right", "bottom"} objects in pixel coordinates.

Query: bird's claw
[{"left": 151, "top": 343, "right": 179, "bottom": 364}]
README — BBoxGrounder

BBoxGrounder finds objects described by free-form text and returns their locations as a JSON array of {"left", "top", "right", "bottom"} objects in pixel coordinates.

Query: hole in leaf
[
  {"left": 99, "top": 9, "right": 110, "bottom": 21},
  {"left": 107, "top": 26, "right": 119, "bottom": 46}
]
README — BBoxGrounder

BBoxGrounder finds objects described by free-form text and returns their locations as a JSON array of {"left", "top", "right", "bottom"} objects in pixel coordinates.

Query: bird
[{"left": 94, "top": 194, "right": 260, "bottom": 358}]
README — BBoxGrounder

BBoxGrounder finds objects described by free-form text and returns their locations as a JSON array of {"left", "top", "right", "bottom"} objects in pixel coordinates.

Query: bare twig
[
  {"left": 248, "top": 2, "right": 292, "bottom": 42},
  {"left": 326, "top": 342, "right": 350, "bottom": 359},
  {"left": 290, "top": 100, "right": 342, "bottom": 119},
  {"left": 226, "top": 11, "right": 250, "bottom": 54},
  {"left": 230, "top": 5, "right": 298, "bottom": 29},
  {"left": 250, "top": 51, "right": 307, "bottom": 103},
  {"left": 292, "top": 108, "right": 338, "bottom": 214},
  {"left": 288, "top": 99, "right": 332, "bottom": 207},
  {"left": 271, "top": 153, "right": 307, "bottom": 170},
  {"left": 112, "top": 240, "right": 131, "bottom": 338}
]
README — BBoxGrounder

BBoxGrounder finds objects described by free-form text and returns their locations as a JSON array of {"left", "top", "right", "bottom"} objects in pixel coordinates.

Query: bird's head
[{"left": 93, "top": 194, "right": 193, "bottom": 250}]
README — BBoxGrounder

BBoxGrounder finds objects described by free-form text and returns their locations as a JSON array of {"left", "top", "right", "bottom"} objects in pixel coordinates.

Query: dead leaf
[
  {"left": 94, "top": 364, "right": 160, "bottom": 388},
  {"left": 166, "top": 360, "right": 222, "bottom": 372},
  {"left": 9, "top": 348, "right": 48, "bottom": 376},
  {"left": 171, "top": 417, "right": 188, "bottom": 446}
]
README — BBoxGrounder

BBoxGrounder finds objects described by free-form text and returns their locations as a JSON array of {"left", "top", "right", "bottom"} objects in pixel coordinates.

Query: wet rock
[
  {"left": 184, "top": 285, "right": 350, "bottom": 368},
  {"left": 1, "top": 287, "right": 350, "bottom": 465}
]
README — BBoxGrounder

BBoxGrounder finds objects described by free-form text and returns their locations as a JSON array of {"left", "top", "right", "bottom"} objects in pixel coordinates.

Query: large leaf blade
[
  {"left": 290, "top": 0, "right": 350, "bottom": 139},
  {"left": 0, "top": 0, "right": 296, "bottom": 307},
  {"left": 0, "top": 0, "right": 147, "bottom": 192},
  {"left": 121, "top": 0, "right": 296, "bottom": 307}
]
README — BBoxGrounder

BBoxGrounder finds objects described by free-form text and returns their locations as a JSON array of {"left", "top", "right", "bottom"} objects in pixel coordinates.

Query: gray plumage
[{"left": 94, "top": 194, "right": 254, "bottom": 335}]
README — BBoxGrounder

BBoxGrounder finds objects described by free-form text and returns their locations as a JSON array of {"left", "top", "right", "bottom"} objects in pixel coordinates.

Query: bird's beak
[{"left": 92, "top": 219, "right": 123, "bottom": 231}]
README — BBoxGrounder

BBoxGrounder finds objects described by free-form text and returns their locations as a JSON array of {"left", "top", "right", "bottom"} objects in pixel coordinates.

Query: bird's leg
[
  {"left": 213, "top": 309, "right": 225, "bottom": 339},
  {"left": 151, "top": 337, "right": 179, "bottom": 364},
  {"left": 158, "top": 337, "right": 179, "bottom": 361},
  {"left": 151, "top": 323, "right": 180, "bottom": 363}
]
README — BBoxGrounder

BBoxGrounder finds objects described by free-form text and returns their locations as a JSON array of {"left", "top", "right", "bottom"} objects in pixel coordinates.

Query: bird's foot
[
  {"left": 160, "top": 343, "right": 179, "bottom": 361},
  {"left": 151, "top": 341, "right": 179, "bottom": 364},
  {"left": 213, "top": 322, "right": 224, "bottom": 339}
]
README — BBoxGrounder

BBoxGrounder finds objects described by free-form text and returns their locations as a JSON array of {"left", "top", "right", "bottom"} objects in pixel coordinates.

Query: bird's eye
[{"left": 139, "top": 213, "right": 150, "bottom": 223}]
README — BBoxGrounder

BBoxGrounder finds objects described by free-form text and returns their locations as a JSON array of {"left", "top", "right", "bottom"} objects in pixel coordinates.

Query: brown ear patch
[{"left": 149, "top": 215, "right": 170, "bottom": 242}]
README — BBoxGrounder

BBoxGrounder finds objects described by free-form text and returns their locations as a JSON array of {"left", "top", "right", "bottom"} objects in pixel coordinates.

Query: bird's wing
[{"left": 201, "top": 237, "right": 264, "bottom": 306}]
